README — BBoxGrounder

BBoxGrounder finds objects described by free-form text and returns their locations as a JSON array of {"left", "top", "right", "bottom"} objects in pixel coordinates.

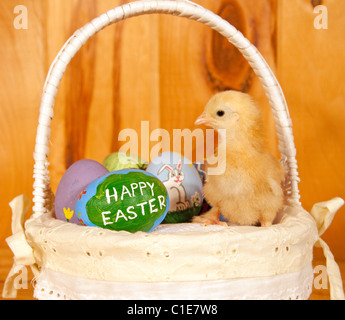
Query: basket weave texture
[{"left": 2, "top": 0, "right": 344, "bottom": 300}]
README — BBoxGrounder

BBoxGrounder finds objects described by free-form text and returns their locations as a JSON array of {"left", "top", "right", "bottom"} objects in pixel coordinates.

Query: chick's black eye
[{"left": 217, "top": 110, "right": 225, "bottom": 117}]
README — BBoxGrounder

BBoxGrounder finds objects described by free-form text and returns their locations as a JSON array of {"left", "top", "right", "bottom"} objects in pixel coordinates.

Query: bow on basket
[
  {"left": 310, "top": 197, "right": 345, "bottom": 300},
  {"left": 2, "top": 195, "right": 39, "bottom": 299}
]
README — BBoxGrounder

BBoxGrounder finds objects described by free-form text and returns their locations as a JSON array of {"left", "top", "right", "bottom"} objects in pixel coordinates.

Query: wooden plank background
[
  {"left": 0, "top": 0, "right": 344, "bottom": 276},
  {"left": 278, "top": 0, "right": 345, "bottom": 260}
]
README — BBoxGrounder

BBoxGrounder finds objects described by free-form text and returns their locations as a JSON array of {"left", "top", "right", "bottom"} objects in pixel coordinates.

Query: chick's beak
[{"left": 195, "top": 112, "right": 215, "bottom": 126}]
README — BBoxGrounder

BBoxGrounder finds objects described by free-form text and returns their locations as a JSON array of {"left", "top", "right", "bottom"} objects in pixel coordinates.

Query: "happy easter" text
[{"left": 101, "top": 181, "right": 166, "bottom": 226}]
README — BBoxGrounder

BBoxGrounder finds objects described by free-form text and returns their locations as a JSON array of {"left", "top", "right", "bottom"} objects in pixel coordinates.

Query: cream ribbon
[
  {"left": 310, "top": 197, "right": 345, "bottom": 300},
  {"left": 2, "top": 195, "right": 39, "bottom": 299},
  {"left": 2, "top": 195, "right": 344, "bottom": 300}
]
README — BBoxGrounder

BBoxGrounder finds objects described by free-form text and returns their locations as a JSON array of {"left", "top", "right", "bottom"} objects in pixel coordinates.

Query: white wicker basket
[{"left": 3, "top": 0, "right": 345, "bottom": 300}]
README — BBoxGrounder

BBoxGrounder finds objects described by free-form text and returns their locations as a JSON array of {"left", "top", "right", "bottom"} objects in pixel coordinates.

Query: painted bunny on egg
[{"left": 158, "top": 159, "right": 191, "bottom": 211}]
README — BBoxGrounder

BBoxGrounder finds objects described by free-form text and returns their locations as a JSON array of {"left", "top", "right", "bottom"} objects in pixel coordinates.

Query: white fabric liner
[{"left": 34, "top": 264, "right": 314, "bottom": 300}]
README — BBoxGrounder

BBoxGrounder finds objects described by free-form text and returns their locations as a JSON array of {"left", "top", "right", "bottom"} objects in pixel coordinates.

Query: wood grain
[
  {"left": 277, "top": 0, "right": 345, "bottom": 260},
  {"left": 0, "top": 0, "right": 45, "bottom": 245},
  {"left": 64, "top": 0, "right": 97, "bottom": 167},
  {"left": 48, "top": 0, "right": 278, "bottom": 184},
  {"left": 0, "top": 0, "right": 344, "bottom": 283},
  {"left": 157, "top": 0, "right": 278, "bottom": 161}
]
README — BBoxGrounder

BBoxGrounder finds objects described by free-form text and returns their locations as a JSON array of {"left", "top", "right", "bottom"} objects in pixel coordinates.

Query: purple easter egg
[{"left": 54, "top": 159, "right": 109, "bottom": 225}]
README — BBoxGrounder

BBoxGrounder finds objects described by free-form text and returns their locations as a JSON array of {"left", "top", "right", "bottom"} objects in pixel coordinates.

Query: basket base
[{"left": 33, "top": 263, "right": 314, "bottom": 300}]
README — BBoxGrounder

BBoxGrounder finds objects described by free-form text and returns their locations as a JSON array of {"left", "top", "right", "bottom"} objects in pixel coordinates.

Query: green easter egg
[
  {"left": 102, "top": 152, "right": 148, "bottom": 172},
  {"left": 75, "top": 169, "right": 169, "bottom": 233}
]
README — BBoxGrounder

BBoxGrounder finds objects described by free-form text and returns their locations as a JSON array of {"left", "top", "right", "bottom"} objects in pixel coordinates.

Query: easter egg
[
  {"left": 75, "top": 169, "right": 169, "bottom": 233},
  {"left": 102, "top": 152, "right": 148, "bottom": 172},
  {"left": 193, "top": 161, "right": 207, "bottom": 184},
  {"left": 146, "top": 152, "right": 203, "bottom": 223},
  {"left": 55, "top": 159, "right": 109, "bottom": 225}
]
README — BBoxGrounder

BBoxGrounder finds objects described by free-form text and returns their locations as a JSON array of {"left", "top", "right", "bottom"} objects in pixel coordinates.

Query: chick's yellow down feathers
[{"left": 192, "top": 90, "right": 285, "bottom": 227}]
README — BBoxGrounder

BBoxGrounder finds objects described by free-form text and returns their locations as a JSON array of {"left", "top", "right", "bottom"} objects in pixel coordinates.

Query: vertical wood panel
[
  {"left": 49, "top": 0, "right": 125, "bottom": 190},
  {"left": 118, "top": 13, "right": 160, "bottom": 161},
  {"left": 158, "top": 0, "right": 278, "bottom": 160},
  {"left": 277, "top": 0, "right": 345, "bottom": 259},
  {"left": 0, "top": 0, "right": 46, "bottom": 244},
  {"left": 65, "top": 0, "right": 98, "bottom": 166}
]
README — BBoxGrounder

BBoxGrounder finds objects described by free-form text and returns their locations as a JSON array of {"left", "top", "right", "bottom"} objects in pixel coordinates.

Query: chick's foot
[
  {"left": 192, "top": 207, "right": 228, "bottom": 227},
  {"left": 260, "top": 220, "right": 272, "bottom": 227}
]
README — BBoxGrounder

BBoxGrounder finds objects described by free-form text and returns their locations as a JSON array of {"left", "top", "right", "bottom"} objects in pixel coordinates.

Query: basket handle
[{"left": 32, "top": 0, "right": 300, "bottom": 217}]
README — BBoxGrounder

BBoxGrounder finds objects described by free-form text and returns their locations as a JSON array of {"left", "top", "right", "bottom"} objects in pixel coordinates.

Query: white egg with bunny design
[{"left": 146, "top": 152, "right": 203, "bottom": 223}]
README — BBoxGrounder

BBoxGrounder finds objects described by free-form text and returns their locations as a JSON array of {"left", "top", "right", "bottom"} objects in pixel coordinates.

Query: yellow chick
[{"left": 192, "top": 90, "right": 285, "bottom": 227}]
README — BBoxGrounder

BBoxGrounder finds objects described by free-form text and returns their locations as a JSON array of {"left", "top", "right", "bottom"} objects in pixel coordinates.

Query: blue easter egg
[
  {"left": 193, "top": 160, "right": 207, "bottom": 184},
  {"left": 146, "top": 152, "right": 203, "bottom": 223}
]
